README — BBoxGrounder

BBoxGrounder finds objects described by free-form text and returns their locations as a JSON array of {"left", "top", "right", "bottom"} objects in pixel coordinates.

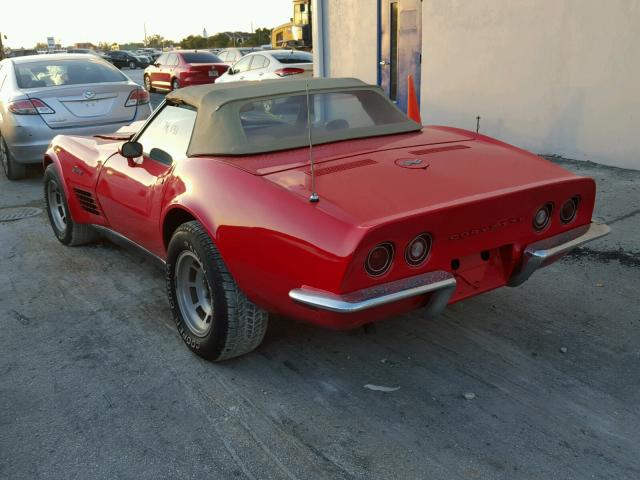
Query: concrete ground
[{"left": 1, "top": 74, "right": 639, "bottom": 479}]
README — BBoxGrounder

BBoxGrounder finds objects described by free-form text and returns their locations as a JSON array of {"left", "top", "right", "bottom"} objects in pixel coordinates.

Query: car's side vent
[
  {"left": 409, "top": 145, "right": 471, "bottom": 156},
  {"left": 306, "top": 159, "right": 377, "bottom": 177},
  {"left": 73, "top": 188, "right": 101, "bottom": 216}
]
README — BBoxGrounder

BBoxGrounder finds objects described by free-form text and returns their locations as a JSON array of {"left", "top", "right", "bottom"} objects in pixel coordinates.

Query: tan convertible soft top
[{"left": 165, "top": 77, "right": 421, "bottom": 156}]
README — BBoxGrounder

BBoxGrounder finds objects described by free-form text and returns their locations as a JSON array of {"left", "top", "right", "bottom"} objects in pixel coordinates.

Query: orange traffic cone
[{"left": 407, "top": 75, "right": 422, "bottom": 124}]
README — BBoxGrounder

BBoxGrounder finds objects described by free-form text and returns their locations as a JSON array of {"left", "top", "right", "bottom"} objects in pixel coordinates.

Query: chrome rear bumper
[
  {"left": 508, "top": 221, "right": 610, "bottom": 287},
  {"left": 289, "top": 270, "right": 457, "bottom": 317},
  {"left": 289, "top": 222, "right": 609, "bottom": 316}
]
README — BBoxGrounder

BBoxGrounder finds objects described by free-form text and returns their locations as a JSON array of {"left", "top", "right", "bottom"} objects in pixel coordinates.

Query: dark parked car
[{"left": 105, "top": 51, "right": 149, "bottom": 69}]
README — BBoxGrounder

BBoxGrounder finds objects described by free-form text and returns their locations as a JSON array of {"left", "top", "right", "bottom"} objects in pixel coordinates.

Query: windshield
[
  {"left": 272, "top": 51, "right": 313, "bottom": 64},
  {"left": 181, "top": 52, "right": 222, "bottom": 63},
  {"left": 15, "top": 59, "right": 127, "bottom": 88},
  {"left": 239, "top": 90, "right": 408, "bottom": 146}
]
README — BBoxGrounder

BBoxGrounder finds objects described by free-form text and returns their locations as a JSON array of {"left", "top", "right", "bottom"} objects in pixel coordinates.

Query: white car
[{"left": 215, "top": 50, "right": 313, "bottom": 83}]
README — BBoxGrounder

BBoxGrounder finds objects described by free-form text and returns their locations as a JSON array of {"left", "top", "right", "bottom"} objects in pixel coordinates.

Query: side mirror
[
  {"left": 228, "top": 68, "right": 236, "bottom": 75},
  {"left": 154, "top": 62, "right": 160, "bottom": 67},
  {"left": 120, "top": 141, "right": 143, "bottom": 160}
]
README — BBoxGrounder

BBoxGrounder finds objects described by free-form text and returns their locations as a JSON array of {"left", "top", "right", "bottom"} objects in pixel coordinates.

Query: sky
[{"left": 1, "top": 0, "right": 294, "bottom": 48}]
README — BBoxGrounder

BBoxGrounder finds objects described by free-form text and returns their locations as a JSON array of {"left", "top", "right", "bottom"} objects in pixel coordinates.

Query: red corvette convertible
[{"left": 43, "top": 78, "right": 609, "bottom": 361}]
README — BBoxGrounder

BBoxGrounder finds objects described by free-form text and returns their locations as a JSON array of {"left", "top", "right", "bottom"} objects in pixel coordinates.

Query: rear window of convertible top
[{"left": 239, "top": 90, "right": 407, "bottom": 145}]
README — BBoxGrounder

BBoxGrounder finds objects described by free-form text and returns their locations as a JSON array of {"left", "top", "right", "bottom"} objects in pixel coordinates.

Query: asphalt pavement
[{"left": 0, "top": 91, "right": 639, "bottom": 478}]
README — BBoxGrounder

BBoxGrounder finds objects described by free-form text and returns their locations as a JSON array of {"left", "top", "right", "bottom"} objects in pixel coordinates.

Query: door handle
[{"left": 379, "top": 60, "right": 391, "bottom": 67}]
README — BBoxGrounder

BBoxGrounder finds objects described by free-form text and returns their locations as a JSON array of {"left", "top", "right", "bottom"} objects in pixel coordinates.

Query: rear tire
[
  {"left": 0, "top": 133, "right": 27, "bottom": 180},
  {"left": 43, "top": 164, "right": 98, "bottom": 246},
  {"left": 171, "top": 78, "right": 180, "bottom": 91},
  {"left": 166, "top": 221, "right": 268, "bottom": 361},
  {"left": 144, "top": 75, "right": 155, "bottom": 93}
]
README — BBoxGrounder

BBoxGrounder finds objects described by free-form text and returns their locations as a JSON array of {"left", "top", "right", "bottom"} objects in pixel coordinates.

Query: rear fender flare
[{"left": 161, "top": 204, "right": 216, "bottom": 254}]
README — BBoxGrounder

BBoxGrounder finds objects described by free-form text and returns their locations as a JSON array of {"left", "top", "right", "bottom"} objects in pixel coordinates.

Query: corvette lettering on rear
[{"left": 449, "top": 217, "right": 523, "bottom": 240}]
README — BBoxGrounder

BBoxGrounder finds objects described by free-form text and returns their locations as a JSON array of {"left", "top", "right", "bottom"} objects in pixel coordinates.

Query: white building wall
[
  {"left": 313, "top": 0, "right": 378, "bottom": 83},
  {"left": 314, "top": 0, "right": 640, "bottom": 170}
]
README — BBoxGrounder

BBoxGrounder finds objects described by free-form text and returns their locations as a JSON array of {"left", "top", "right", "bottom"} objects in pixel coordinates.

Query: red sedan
[
  {"left": 42, "top": 78, "right": 609, "bottom": 361},
  {"left": 143, "top": 50, "right": 228, "bottom": 92}
]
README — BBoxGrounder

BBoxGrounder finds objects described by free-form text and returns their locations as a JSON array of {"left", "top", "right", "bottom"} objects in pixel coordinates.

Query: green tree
[
  {"left": 179, "top": 28, "right": 273, "bottom": 50},
  {"left": 205, "top": 33, "right": 229, "bottom": 48},
  {"left": 180, "top": 35, "right": 208, "bottom": 49},
  {"left": 146, "top": 34, "right": 168, "bottom": 49},
  {"left": 245, "top": 28, "right": 271, "bottom": 46}
]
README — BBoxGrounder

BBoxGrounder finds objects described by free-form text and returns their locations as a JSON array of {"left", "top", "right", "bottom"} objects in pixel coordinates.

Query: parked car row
[
  {"left": 142, "top": 48, "right": 313, "bottom": 93},
  {"left": 135, "top": 48, "right": 163, "bottom": 63},
  {"left": 0, "top": 45, "right": 313, "bottom": 181},
  {"left": 0, "top": 45, "right": 312, "bottom": 180}
]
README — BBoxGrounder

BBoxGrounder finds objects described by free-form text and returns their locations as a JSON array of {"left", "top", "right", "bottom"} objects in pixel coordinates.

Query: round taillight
[
  {"left": 405, "top": 233, "right": 432, "bottom": 267},
  {"left": 560, "top": 196, "right": 579, "bottom": 224},
  {"left": 365, "top": 242, "right": 394, "bottom": 277},
  {"left": 533, "top": 203, "right": 553, "bottom": 231}
]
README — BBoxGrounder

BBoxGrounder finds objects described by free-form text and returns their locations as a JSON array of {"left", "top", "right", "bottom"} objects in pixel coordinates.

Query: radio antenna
[{"left": 306, "top": 80, "right": 319, "bottom": 203}]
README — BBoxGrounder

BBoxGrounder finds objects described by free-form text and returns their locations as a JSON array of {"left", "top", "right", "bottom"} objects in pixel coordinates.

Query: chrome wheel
[
  {"left": 129, "top": 61, "right": 136, "bottom": 69},
  {"left": 172, "top": 79, "right": 179, "bottom": 90},
  {"left": 0, "top": 136, "right": 8, "bottom": 174},
  {"left": 175, "top": 250, "right": 214, "bottom": 337},
  {"left": 144, "top": 76, "right": 151, "bottom": 91},
  {"left": 47, "top": 179, "right": 67, "bottom": 233}
]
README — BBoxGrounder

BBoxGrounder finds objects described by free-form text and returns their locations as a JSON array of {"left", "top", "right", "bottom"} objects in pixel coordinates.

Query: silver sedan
[{"left": 0, "top": 53, "right": 152, "bottom": 179}]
